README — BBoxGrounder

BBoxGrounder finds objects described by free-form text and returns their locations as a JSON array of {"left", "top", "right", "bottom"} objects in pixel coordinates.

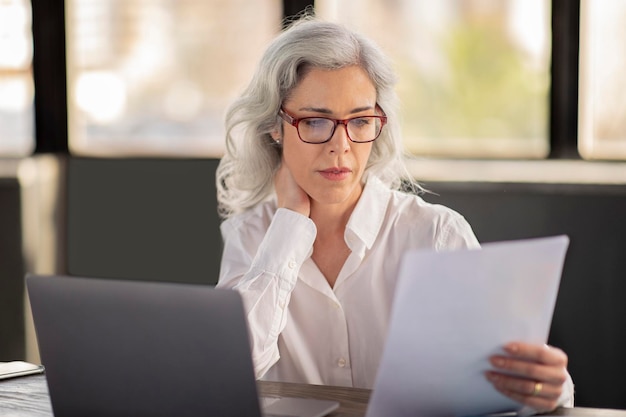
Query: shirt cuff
[{"left": 252, "top": 207, "right": 316, "bottom": 276}]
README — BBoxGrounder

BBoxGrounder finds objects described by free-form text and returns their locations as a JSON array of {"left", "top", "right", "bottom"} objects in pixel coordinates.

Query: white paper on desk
[
  {"left": 366, "top": 235, "right": 570, "bottom": 417},
  {"left": 0, "top": 361, "right": 45, "bottom": 380}
]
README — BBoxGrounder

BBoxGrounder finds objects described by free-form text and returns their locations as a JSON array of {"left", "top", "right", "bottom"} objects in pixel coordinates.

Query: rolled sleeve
[{"left": 218, "top": 208, "right": 316, "bottom": 378}]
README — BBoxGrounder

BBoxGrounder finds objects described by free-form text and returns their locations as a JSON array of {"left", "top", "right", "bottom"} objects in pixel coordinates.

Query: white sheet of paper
[
  {"left": 366, "top": 235, "right": 570, "bottom": 417},
  {"left": 0, "top": 361, "right": 45, "bottom": 380}
]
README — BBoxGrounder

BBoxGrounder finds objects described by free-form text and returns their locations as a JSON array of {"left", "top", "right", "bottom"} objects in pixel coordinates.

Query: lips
[
  {"left": 318, "top": 167, "right": 352, "bottom": 181},
  {"left": 320, "top": 167, "right": 351, "bottom": 174}
]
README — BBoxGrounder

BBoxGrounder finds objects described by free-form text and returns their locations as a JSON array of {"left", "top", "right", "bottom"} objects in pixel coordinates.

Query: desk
[
  {"left": 2, "top": 375, "right": 626, "bottom": 417},
  {"left": 260, "top": 380, "right": 370, "bottom": 417}
]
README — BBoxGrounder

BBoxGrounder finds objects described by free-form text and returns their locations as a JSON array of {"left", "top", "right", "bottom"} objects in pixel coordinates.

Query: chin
[{"left": 310, "top": 185, "right": 361, "bottom": 207}]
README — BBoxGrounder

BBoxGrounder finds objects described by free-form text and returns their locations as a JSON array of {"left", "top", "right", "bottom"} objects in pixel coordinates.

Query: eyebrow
[{"left": 297, "top": 105, "right": 375, "bottom": 115}]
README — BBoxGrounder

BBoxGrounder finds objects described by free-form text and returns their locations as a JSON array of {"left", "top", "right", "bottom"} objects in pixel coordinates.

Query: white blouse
[{"left": 217, "top": 176, "right": 480, "bottom": 388}]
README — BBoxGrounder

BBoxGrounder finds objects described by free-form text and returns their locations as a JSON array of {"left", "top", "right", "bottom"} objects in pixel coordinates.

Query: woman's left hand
[{"left": 486, "top": 342, "right": 569, "bottom": 413}]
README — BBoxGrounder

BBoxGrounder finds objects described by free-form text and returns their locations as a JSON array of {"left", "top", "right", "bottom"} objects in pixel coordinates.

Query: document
[
  {"left": 0, "top": 361, "right": 45, "bottom": 380},
  {"left": 366, "top": 235, "right": 570, "bottom": 417}
]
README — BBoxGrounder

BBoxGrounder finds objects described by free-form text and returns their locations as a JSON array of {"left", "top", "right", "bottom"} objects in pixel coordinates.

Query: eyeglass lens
[{"left": 298, "top": 117, "right": 383, "bottom": 143}]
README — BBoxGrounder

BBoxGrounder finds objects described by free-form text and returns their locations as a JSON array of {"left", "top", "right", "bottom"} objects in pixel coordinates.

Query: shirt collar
[{"left": 345, "top": 175, "right": 391, "bottom": 255}]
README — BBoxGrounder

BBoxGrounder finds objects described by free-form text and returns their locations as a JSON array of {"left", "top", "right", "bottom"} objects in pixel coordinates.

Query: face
[{"left": 279, "top": 65, "right": 377, "bottom": 212}]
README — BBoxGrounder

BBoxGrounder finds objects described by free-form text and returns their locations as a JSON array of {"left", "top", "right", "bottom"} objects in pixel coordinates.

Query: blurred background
[
  {"left": 1, "top": 0, "right": 626, "bottom": 410},
  {"left": 2, "top": 0, "right": 626, "bottom": 159}
]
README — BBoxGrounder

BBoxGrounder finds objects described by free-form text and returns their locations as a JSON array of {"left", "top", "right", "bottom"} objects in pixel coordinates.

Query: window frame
[
  {"left": 549, "top": 0, "right": 580, "bottom": 159},
  {"left": 32, "top": 0, "right": 69, "bottom": 153},
  {"left": 31, "top": 0, "right": 581, "bottom": 159}
]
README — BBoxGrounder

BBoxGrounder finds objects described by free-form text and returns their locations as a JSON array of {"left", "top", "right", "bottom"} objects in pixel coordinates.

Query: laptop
[{"left": 26, "top": 274, "right": 339, "bottom": 417}]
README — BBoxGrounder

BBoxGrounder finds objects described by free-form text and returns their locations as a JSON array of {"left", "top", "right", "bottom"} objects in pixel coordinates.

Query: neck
[
  {"left": 309, "top": 185, "right": 363, "bottom": 237},
  {"left": 310, "top": 203, "right": 353, "bottom": 238}
]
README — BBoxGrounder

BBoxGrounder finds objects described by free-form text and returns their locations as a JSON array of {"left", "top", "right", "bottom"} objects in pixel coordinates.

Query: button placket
[{"left": 328, "top": 297, "right": 352, "bottom": 384}]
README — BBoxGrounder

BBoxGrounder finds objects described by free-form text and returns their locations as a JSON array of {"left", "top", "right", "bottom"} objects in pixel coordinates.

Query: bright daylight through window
[
  {"left": 317, "top": 0, "right": 552, "bottom": 159},
  {"left": 9, "top": 1, "right": 626, "bottom": 162},
  {"left": 65, "top": 0, "right": 281, "bottom": 157},
  {"left": 578, "top": 0, "right": 626, "bottom": 160},
  {"left": 0, "top": 0, "right": 34, "bottom": 157}
]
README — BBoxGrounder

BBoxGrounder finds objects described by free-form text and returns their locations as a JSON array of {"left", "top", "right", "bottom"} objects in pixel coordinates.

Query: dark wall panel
[
  {"left": 67, "top": 158, "right": 222, "bottom": 285},
  {"left": 0, "top": 178, "right": 25, "bottom": 360}
]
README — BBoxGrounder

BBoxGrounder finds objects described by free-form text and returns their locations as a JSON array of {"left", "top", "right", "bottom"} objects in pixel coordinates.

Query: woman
[{"left": 216, "top": 16, "right": 573, "bottom": 413}]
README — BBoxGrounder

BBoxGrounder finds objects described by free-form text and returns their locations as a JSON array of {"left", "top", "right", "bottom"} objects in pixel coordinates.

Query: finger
[
  {"left": 486, "top": 372, "right": 561, "bottom": 400},
  {"left": 489, "top": 355, "right": 568, "bottom": 386},
  {"left": 503, "top": 342, "right": 568, "bottom": 367},
  {"left": 273, "top": 162, "right": 310, "bottom": 216},
  {"left": 491, "top": 343, "right": 568, "bottom": 385},
  {"left": 489, "top": 378, "right": 561, "bottom": 413}
]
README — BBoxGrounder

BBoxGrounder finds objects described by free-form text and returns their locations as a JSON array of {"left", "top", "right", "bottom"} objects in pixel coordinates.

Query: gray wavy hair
[{"left": 216, "top": 16, "right": 415, "bottom": 219}]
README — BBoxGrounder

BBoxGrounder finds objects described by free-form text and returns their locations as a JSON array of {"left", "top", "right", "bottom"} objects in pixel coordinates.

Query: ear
[{"left": 270, "top": 124, "right": 282, "bottom": 142}]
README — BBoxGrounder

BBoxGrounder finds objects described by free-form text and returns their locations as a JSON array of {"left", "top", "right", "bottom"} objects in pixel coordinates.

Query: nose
[{"left": 328, "top": 121, "right": 350, "bottom": 153}]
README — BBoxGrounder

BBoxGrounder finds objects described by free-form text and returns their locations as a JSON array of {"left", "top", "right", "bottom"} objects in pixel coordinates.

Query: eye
[
  {"left": 350, "top": 117, "right": 372, "bottom": 128},
  {"left": 301, "top": 118, "right": 331, "bottom": 129}
]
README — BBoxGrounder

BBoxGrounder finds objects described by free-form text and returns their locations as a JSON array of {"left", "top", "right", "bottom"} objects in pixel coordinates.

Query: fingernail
[
  {"left": 486, "top": 372, "right": 498, "bottom": 382},
  {"left": 504, "top": 344, "right": 519, "bottom": 354},
  {"left": 491, "top": 357, "right": 505, "bottom": 367}
]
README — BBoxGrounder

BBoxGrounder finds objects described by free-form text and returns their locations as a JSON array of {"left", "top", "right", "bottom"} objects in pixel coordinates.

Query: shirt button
[
  {"left": 337, "top": 358, "right": 346, "bottom": 368},
  {"left": 288, "top": 260, "right": 297, "bottom": 269},
  {"left": 279, "top": 300, "right": 286, "bottom": 309}
]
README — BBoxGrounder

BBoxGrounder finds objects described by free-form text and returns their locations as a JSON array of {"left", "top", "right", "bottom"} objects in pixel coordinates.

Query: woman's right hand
[{"left": 274, "top": 160, "right": 310, "bottom": 217}]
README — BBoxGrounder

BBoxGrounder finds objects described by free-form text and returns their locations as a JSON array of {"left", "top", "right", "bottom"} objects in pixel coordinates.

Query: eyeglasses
[{"left": 278, "top": 107, "right": 387, "bottom": 144}]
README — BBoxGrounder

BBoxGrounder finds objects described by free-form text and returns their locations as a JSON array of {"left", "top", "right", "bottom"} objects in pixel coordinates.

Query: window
[
  {"left": 0, "top": 0, "right": 35, "bottom": 157},
  {"left": 316, "top": 0, "right": 552, "bottom": 159},
  {"left": 65, "top": 0, "right": 282, "bottom": 157},
  {"left": 27, "top": 1, "right": 626, "bottom": 162},
  {"left": 578, "top": 0, "right": 626, "bottom": 160}
]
